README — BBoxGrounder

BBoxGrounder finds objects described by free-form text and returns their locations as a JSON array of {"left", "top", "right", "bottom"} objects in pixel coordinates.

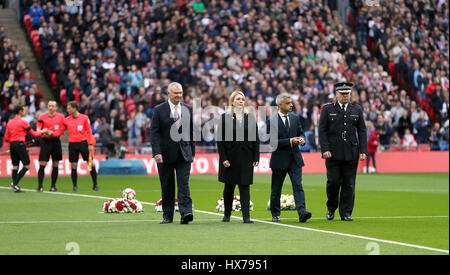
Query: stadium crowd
[
  {"left": 1, "top": 24, "right": 45, "bottom": 148},
  {"left": 1, "top": 0, "right": 448, "bottom": 154}
]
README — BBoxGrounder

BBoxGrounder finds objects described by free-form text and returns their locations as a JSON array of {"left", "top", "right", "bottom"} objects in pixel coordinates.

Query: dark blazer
[
  {"left": 217, "top": 112, "right": 259, "bottom": 185},
  {"left": 318, "top": 102, "right": 367, "bottom": 161},
  {"left": 150, "top": 101, "right": 195, "bottom": 164},
  {"left": 268, "top": 112, "right": 305, "bottom": 170}
]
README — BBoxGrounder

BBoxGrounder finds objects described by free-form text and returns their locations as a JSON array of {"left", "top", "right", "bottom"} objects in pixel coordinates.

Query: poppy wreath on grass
[{"left": 103, "top": 198, "right": 143, "bottom": 213}]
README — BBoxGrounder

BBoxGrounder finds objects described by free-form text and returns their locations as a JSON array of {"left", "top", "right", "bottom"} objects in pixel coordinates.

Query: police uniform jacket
[{"left": 319, "top": 102, "right": 367, "bottom": 161}]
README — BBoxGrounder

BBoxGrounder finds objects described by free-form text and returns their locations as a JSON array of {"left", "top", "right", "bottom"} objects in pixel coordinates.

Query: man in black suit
[
  {"left": 269, "top": 93, "right": 312, "bottom": 223},
  {"left": 319, "top": 82, "right": 367, "bottom": 221},
  {"left": 150, "top": 82, "right": 195, "bottom": 224}
]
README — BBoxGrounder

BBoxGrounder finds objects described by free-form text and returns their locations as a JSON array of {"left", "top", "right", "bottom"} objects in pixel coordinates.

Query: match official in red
[
  {"left": 36, "top": 100, "right": 65, "bottom": 192},
  {"left": 4, "top": 105, "right": 43, "bottom": 192},
  {"left": 54, "top": 101, "right": 99, "bottom": 192}
]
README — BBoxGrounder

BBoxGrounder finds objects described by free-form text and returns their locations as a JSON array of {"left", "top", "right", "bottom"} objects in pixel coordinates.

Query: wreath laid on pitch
[
  {"left": 216, "top": 196, "right": 254, "bottom": 212},
  {"left": 267, "top": 194, "right": 296, "bottom": 210},
  {"left": 103, "top": 198, "right": 143, "bottom": 213},
  {"left": 102, "top": 188, "right": 143, "bottom": 213}
]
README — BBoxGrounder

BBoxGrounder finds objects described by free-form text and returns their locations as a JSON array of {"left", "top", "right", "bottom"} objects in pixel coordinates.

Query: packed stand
[
  {"left": 349, "top": 0, "right": 449, "bottom": 150},
  {"left": 19, "top": 0, "right": 449, "bottom": 154},
  {"left": 0, "top": 24, "right": 45, "bottom": 149}
]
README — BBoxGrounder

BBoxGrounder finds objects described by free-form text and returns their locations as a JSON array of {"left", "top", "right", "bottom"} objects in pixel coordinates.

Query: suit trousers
[
  {"left": 270, "top": 158, "right": 306, "bottom": 217},
  {"left": 223, "top": 183, "right": 250, "bottom": 219},
  {"left": 156, "top": 148, "right": 192, "bottom": 221},
  {"left": 325, "top": 159, "right": 358, "bottom": 217}
]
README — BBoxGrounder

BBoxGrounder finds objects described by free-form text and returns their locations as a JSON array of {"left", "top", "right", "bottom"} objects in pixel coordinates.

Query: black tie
[
  {"left": 283, "top": 115, "right": 290, "bottom": 132},
  {"left": 341, "top": 104, "right": 346, "bottom": 112}
]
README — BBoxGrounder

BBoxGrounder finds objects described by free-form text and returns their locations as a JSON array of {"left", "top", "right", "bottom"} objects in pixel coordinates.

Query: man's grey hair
[
  {"left": 275, "top": 93, "right": 291, "bottom": 105},
  {"left": 167, "top": 82, "right": 183, "bottom": 92}
]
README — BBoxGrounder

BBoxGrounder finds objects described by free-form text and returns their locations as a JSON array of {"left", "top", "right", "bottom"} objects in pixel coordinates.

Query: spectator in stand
[
  {"left": 0, "top": 113, "right": 5, "bottom": 148},
  {"left": 135, "top": 104, "right": 147, "bottom": 133},
  {"left": 28, "top": 0, "right": 44, "bottom": 30},
  {"left": 402, "top": 128, "right": 417, "bottom": 149},
  {"left": 397, "top": 110, "right": 412, "bottom": 139},
  {"left": 439, "top": 120, "right": 449, "bottom": 150},
  {"left": 429, "top": 122, "right": 441, "bottom": 151},
  {"left": 116, "top": 112, "right": 128, "bottom": 141},
  {"left": 389, "top": 130, "right": 402, "bottom": 149},
  {"left": 376, "top": 114, "right": 391, "bottom": 151},
  {"left": 390, "top": 99, "right": 404, "bottom": 129},
  {"left": 11, "top": 89, "right": 26, "bottom": 108},
  {"left": 94, "top": 116, "right": 113, "bottom": 154},
  {"left": 367, "top": 125, "right": 381, "bottom": 173},
  {"left": 142, "top": 117, "right": 152, "bottom": 147},
  {"left": 19, "top": 69, "right": 34, "bottom": 92},
  {"left": 25, "top": 84, "right": 42, "bottom": 114},
  {"left": 414, "top": 111, "right": 430, "bottom": 144},
  {"left": 127, "top": 111, "right": 143, "bottom": 154}
]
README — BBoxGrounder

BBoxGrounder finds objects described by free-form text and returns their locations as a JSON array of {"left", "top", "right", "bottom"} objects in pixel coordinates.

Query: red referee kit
[
  {"left": 4, "top": 117, "right": 41, "bottom": 142},
  {"left": 37, "top": 112, "right": 65, "bottom": 139},
  {"left": 56, "top": 113, "right": 94, "bottom": 144}
]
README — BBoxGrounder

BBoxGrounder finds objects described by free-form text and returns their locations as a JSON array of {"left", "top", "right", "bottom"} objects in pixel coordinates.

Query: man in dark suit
[
  {"left": 150, "top": 82, "right": 195, "bottom": 224},
  {"left": 319, "top": 82, "right": 367, "bottom": 221},
  {"left": 269, "top": 93, "right": 312, "bottom": 223}
]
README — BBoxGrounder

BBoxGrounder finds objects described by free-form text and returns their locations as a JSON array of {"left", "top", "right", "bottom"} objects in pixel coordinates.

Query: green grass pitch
[{"left": 0, "top": 173, "right": 448, "bottom": 255}]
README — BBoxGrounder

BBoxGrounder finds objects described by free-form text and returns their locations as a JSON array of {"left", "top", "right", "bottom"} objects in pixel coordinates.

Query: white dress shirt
[
  {"left": 278, "top": 111, "right": 290, "bottom": 127},
  {"left": 279, "top": 111, "right": 293, "bottom": 147},
  {"left": 168, "top": 99, "right": 181, "bottom": 120},
  {"left": 338, "top": 102, "right": 347, "bottom": 111}
]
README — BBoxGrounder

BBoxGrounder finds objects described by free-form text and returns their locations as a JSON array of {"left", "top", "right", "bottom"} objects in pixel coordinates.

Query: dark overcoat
[{"left": 217, "top": 112, "right": 259, "bottom": 185}]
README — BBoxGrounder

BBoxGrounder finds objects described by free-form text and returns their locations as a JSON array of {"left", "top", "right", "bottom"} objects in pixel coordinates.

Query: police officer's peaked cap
[{"left": 335, "top": 82, "right": 354, "bottom": 93}]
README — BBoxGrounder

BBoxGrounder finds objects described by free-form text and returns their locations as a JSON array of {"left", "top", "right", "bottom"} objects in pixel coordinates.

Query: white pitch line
[
  {"left": 259, "top": 216, "right": 449, "bottom": 220},
  {"left": 0, "top": 186, "right": 448, "bottom": 254},
  {"left": 0, "top": 219, "right": 226, "bottom": 224}
]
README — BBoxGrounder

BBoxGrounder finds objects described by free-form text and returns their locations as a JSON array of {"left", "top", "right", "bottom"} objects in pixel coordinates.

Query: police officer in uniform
[{"left": 319, "top": 82, "right": 367, "bottom": 221}]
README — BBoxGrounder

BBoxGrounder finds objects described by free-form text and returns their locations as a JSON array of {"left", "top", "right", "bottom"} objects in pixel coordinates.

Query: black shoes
[
  {"left": 180, "top": 213, "right": 194, "bottom": 224},
  {"left": 223, "top": 216, "right": 253, "bottom": 223},
  {"left": 327, "top": 210, "right": 352, "bottom": 221},
  {"left": 299, "top": 211, "right": 312, "bottom": 223},
  {"left": 272, "top": 212, "right": 311, "bottom": 223},
  {"left": 37, "top": 187, "right": 57, "bottom": 192},
  {"left": 326, "top": 210, "right": 335, "bottom": 220},
  {"left": 341, "top": 215, "right": 353, "bottom": 221},
  {"left": 71, "top": 186, "right": 99, "bottom": 192},
  {"left": 160, "top": 219, "right": 173, "bottom": 224},
  {"left": 11, "top": 183, "right": 24, "bottom": 193}
]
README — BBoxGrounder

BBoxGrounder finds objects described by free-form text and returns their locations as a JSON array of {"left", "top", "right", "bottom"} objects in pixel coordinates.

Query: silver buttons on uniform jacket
[{"left": 341, "top": 130, "right": 347, "bottom": 141}]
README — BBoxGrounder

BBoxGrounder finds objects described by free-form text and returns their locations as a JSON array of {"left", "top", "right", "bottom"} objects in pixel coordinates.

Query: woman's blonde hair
[{"left": 227, "top": 89, "right": 248, "bottom": 114}]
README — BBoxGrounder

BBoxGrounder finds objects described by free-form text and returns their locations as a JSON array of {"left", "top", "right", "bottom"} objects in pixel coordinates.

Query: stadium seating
[
  {"left": 14, "top": 0, "right": 447, "bottom": 154},
  {"left": 59, "top": 89, "right": 67, "bottom": 106},
  {"left": 23, "top": 14, "right": 31, "bottom": 34}
]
